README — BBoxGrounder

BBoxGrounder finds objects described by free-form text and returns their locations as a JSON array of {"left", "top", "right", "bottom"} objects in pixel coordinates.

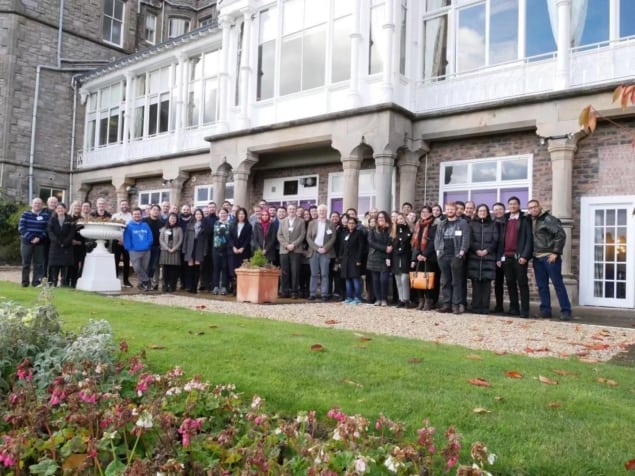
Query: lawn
[{"left": 1, "top": 283, "right": 634, "bottom": 475}]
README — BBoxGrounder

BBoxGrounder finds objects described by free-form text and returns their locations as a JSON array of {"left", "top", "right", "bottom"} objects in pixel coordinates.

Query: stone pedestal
[{"left": 76, "top": 222, "right": 125, "bottom": 293}]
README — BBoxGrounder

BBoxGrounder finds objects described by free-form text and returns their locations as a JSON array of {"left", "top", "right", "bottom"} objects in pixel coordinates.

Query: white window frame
[
  {"left": 87, "top": 81, "right": 125, "bottom": 150},
  {"left": 438, "top": 154, "right": 533, "bottom": 207},
  {"left": 103, "top": 0, "right": 125, "bottom": 47},
  {"left": 138, "top": 189, "right": 171, "bottom": 207},
  {"left": 132, "top": 65, "right": 173, "bottom": 139},
  {"left": 39, "top": 187, "right": 66, "bottom": 203},
  {"left": 145, "top": 13, "right": 157, "bottom": 44},
  {"left": 327, "top": 169, "right": 377, "bottom": 213},
  {"left": 187, "top": 50, "right": 220, "bottom": 128},
  {"left": 168, "top": 17, "right": 191, "bottom": 39},
  {"left": 262, "top": 175, "right": 319, "bottom": 204},
  {"left": 194, "top": 183, "right": 235, "bottom": 207}
]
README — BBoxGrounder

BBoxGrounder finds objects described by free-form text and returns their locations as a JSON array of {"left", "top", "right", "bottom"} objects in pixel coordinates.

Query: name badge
[
  {"left": 166, "top": 231, "right": 172, "bottom": 236},
  {"left": 455, "top": 230, "right": 462, "bottom": 236},
  {"left": 345, "top": 235, "right": 350, "bottom": 241},
  {"left": 289, "top": 227, "right": 294, "bottom": 232},
  {"left": 326, "top": 229, "right": 333, "bottom": 235},
  {"left": 37, "top": 216, "right": 43, "bottom": 221}
]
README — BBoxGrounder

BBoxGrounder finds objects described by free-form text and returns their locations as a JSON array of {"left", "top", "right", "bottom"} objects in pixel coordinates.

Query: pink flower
[
  {"left": 16, "top": 359, "right": 33, "bottom": 381},
  {"left": 327, "top": 407, "right": 347, "bottom": 422},
  {"left": 136, "top": 374, "right": 154, "bottom": 396},
  {"left": 79, "top": 390, "right": 97, "bottom": 404},
  {"left": 177, "top": 418, "right": 204, "bottom": 447},
  {"left": 119, "top": 340, "right": 128, "bottom": 353}
]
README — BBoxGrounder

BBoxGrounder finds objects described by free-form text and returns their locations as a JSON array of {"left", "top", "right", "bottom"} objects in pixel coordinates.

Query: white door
[{"left": 580, "top": 196, "right": 635, "bottom": 308}]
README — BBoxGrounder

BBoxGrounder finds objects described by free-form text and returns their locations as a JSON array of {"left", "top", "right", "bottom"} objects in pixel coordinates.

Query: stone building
[{"left": 6, "top": 0, "right": 635, "bottom": 309}]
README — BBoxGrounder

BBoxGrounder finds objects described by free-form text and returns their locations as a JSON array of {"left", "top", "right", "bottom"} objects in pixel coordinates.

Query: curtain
[{"left": 547, "top": 0, "right": 589, "bottom": 47}]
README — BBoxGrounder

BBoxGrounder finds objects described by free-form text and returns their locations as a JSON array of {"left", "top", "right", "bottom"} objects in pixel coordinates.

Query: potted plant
[{"left": 235, "top": 249, "right": 281, "bottom": 304}]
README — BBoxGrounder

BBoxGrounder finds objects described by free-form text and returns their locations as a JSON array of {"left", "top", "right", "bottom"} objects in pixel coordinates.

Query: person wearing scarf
[
  {"left": 251, "top": 208, "right": 279, "bottom": 266},
  {"left": 182, "top": 208, "right": 209, "bottom": 293},
  {"left": 411, "top": 206, "right": 439, "bottom": 311}
]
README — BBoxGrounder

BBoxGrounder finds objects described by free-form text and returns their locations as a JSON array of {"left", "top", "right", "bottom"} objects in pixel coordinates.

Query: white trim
[
  {"left": 138, "top": 189, "right": 170, "bottom": 207},
  {"left": 579, "top": 195, "right": 635, "bottom": 308},
  {"left": 194, "top": 183, "right": 235, "bottom": 207}
]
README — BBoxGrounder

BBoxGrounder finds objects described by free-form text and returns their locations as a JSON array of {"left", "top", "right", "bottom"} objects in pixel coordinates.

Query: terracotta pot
[{"left": 235, "top": 267, "right": 281, "bottom": 304}]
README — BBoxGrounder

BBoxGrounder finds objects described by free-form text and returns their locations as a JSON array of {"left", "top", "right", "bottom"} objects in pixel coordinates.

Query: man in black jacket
[
  {"left": 499, "top": 197, "right": 533, "bottom": 318},
  {"left": 527, "top": 199, "right": 571, "bottom": 321}
]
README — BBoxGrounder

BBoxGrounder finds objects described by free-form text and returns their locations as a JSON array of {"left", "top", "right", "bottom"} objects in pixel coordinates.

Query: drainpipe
[
  {"left": 69, "top": 74, "right": 82, "bottom": 202},
  {"left": 57, "top": 0, "right": 64, "bottom": 67}
]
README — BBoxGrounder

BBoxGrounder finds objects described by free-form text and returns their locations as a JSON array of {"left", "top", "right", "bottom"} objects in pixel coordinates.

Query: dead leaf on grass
[
  {"left": 553, "top": 369, "right": 576, "bottom": 376},
  {"left": 468, "top": 378, "right": 491, "bottom": 387},
  {"left": 208, "top": 325, "right": 218, "bottom": 329},
  {"left": 578, "top": 357, "right": 600, "bottom": 364},
  {"left": 310, "top": 344, "right": 325, "bottom": 352},
  {"left": 505, "top": 371, "right": 523, "bottom": 379},
  {"left": 408, "top": 357, "right": 423, "bottom": 364},
  {"left": 325, "top": 319, "right": 339, "bottom": 325},
  {"left": 343, "top": 378, "right": 363, "bottom": 388},
  {"left": 473, "top": 407, "right": 491, "bottom": 414},
  {"left": 62, "top": 454, "right": 89, "bottom": 471},
  {"left": 597, "top": 377, "right": 618, "bottom": 387},
  {"left": 494, "top": 350, "right": 507, "bottom": 356},
  {"left": 148, "top": 344, "right": 165, "bottom": 350},
  {"left": 358, "top": 336, "right": 372, "bottom": 342},
  {"left": 195, "top": 305, "right": 207, "bottom": 310},
  {"left": 625, "top": 458, "right": 635, "bottom": 471},
  {"left": 494, "top": 396, "right": 504, "bottom": 401},
  {"left": 548, "top": 402, "right": 561, "bottom": 408},
  {"left": 466, "top": 354, "right": 483, "bottom": 360},
  {"left": 539, "top": 375, "right": 559, "bottom": 385}
]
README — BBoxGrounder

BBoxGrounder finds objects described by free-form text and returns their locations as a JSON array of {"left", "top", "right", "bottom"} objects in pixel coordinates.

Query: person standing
[
  {"left": 112, "top": 199, "right": 133, "bottom": 288},
  {"left": 306, "top": 204, "right": 336, "bottom": 301},
  {"left": 182, "top": 208, "right": 209, "bottom": 293},
  {"left": 47, "top": 203, "right": 75, "bottom": 287},
  {"left": 391, "top": 214, "right": 413, "bottom": 308},
  {"left": 123, "top": 208, "right": 154, "bottom": 291},
  {"left": 143, "top": 204, "right": 163, "bottom": 290},
  {"left": 500, "top": 197, "right": 533, "bottom": 318},
  {"left": 434, "top": 202, "right": 470, "bottom": 314},
  {"left": 18, "top": 198, "right": 50, "bottom": 287},
  {"left": 211, "top": 208, "right": 231, "bottom": 295},
  {"left": 67, "top": 201, "right": 86, "bottom": 287},
  {"left": 228, "top": 207, "right": 253, "bottom": 293},
  {"left": 200, "top": 201, "right": 218, "bottom": 291},
  {"left": 159, "top": 213, "right": 183, "bottom": 292},
  {"left": 527, "top": 199, "right": 572, "bottom": 320},
  {"left": 251, "top": 208, "right": 279, "bottom": 266},
  {"left": 411, "top": 206, "right": 438, "bottom": 311},
  {"left": 491, "top": 202, "right": 507, "bottom": 314},
  {"left": 277, "top": 204, "right": 306, "bottom": 299},
  {"left": 366, "top": 211, "right": 392, "bottom": 306},
  {"left": 467, "top": 204, "right": 500, "bottom": 314}
]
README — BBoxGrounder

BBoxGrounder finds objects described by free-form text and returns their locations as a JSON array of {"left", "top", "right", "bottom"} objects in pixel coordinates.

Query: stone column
[
  {"left": 233, "top": 170, "right": 250, "bottom": 208},
  {"left": 342, "top": 157, "right": 361, "bottom": 212},
  {"left": 554, "top": 0, "right": 572, "bottom": 90},
  {"left": 548, "top": 136, "right": 577, "bottom": 302},
  {"left": 112, "top": 175, "right": 134, "bottom": 208},
  {"left": 166, "top": 172, "right": 189, "bottom": 206},
  {"left": 237, "top": 9, "right": 253, "bottom": 129},
  {"left": 217, "top": 15, "right": 233, "bottom": 132},
  {"left": 348, "top": 0, "right": 362, "bottom": 107},
  {"left": 122, "top": 72, "right": 133, "bottom": 160},
  {"left": 174, "top": 52, "right": 188, "bottom": 150},
  {"left": 212, "top": 168, "right": 229, "bottom": 205},
  {"left": 398, "top": 150, "right": 421, "bottom": 208},
  {"left": 374, "top": 152, "right": 396, "bottom": 212}
]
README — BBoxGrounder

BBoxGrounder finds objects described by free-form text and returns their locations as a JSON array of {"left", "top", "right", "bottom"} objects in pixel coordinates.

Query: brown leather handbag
[{"left": 409, "top": 263, "right": 435, "bottom": 290}]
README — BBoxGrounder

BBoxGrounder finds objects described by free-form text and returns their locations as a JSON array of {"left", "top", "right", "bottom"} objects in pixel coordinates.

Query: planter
[
  {"left": 235, "top": 267, "right": 281, "bottom": 304},
  {"left": 76, "top": 221, "right": 126, "bottom": 293}
]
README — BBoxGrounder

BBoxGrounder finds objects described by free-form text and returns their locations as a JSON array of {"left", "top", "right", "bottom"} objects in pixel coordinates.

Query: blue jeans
[
  {"left": 372, "top": 271, "right": 390, "bottom": 301},
  {"left": 345, "top": 277, "right": 362, "bottom": 300},
  {"left": 533, "top": 255, "right": 571, "bottom": 315},
  {"left": 309, "top": 253, "right": 331, "bottom": 297}
]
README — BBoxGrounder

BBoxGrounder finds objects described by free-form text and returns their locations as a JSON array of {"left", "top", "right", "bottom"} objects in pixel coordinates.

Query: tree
[{"left": 579, "top": 85, "right": 635, "bottom": 149}]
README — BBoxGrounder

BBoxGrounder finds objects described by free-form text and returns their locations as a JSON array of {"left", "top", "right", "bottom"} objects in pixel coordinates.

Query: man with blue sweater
[
  {"left": 18, "top": 197, "right": 50, "bottom": 287},
  {"left": 123, "top": 207, "right": 154, "bottom": 291}
]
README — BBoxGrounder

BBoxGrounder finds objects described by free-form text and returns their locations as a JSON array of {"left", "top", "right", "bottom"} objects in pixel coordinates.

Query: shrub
[{"left": 0, "top": 199, "right": 26, "bottom": 265}]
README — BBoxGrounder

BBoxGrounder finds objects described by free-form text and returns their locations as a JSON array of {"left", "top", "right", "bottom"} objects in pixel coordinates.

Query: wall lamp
[{"left": 538, "top": 132, "right": 575, "bottom": 145}]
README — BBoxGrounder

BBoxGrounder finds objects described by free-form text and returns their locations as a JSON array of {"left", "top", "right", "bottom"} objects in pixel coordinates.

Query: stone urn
[{"left": 76, "top": 221, "right": 126, "bottom": 293}]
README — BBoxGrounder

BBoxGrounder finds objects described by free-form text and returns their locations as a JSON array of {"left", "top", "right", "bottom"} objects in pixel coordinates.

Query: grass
[{"left": 1, "top": 283, "right": 634, "bottom": 475}]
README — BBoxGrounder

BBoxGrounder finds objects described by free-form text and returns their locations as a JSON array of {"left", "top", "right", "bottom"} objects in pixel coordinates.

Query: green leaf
[
  {"left": 29, "top": 459, "right": 59, "bottom": 476},
  {"left": 105, "top": 458, "right": 126, "bottom": 476}
]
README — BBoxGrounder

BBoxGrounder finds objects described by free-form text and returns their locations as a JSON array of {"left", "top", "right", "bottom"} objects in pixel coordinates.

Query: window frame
[
  {"left": 327, "top": 169, "right": 377, "bottom": 214},
  {"left": 168, "top": 16, "right": 191, "bottom": 39},
  {"left": 145, "top": 12, "right": 157, "bottom": 44},
  {"left": 103, "top": 0, "right": 125, "bottom": 47},
  {"left": 138, "top": 189, "right": 171, "bottom": 207},
  {"left": 194, "top": 183, "right": 235, "bottom": 207}
]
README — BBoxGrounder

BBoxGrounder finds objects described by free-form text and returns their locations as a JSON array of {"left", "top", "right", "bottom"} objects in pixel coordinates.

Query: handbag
[{"left": 409, "top": 262, "right": 435, "bottom": 290}]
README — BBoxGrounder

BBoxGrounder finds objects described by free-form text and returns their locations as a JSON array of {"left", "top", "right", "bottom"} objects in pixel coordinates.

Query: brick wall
[{"left": 86, "top": 182, "right": 116, "bottom": 213}]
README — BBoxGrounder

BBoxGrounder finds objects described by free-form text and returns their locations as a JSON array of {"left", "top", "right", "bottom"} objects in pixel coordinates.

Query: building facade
[{"left": 5, "top": 0, "right": 635, "bottom": 309}]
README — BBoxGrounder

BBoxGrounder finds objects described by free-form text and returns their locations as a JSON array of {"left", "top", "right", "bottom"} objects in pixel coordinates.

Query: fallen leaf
[
  {"left": 553, "top": 369, "right": 576, "bottom": 376},
  {"left": 505, "top": 371, "right": 523, "bottom": 379},
  {"left": 598, "top": 330, "right": 611, "bottom": 337},
  {"left": 578, "top": 357, "right": 600, "bottom": 364},
  {"left": 539, "top": 375, "right": 559, "bottom": 385},
  {"left": 208, "top": 325, "right": 218, "bottom": 329},
  {"left": 597, "top": 378, "right": 618, "bottom": 387},
  {"left": 358, "top": 336, "right": 372, "bottom": 342},
  {"left": 148, "top": 345, "right": 165, "bottom": 350},
  {"left": 525, "top": 347, "right": 550, "bottom": 353},
  {"left": 494, "top": 350, "right": 507, "bottom": 356},
  {"left": 195, "top": 305, "right": 207, "bottom": 310},
  {"left": 466, "top": 354, "right": 483, "bottom": 360},
  {"left": 625, "top": 458, "right": 635, "bottom": 471},
  {"left": 62, "top": 454, "right": 89, "bottom": 471},
  {"left": 473, "top": 407, "right": 491, "bottom": 414},
  {"left": 494, "top": 396, "right": 504, "bottom": 401},
  {"left": 408, "top": 357, "right": 423, "bottom": 364},
  {"left": 468, "top": 378, "right": 491, "bottom": 387},
  {"left": 310, "top": 344, "right": 324, "bottom": 352},
  {"left": 583, "top": 343, "right": 610, "bottom": 350},
  {"left": 548, "top": 402, "right": 561, "bottom": 408},
  {"left": 342, "top": 378, "right": 363, "bottom": 388},
  {"left": 325, "top": 319, "right": 339, "bottom": 325}
]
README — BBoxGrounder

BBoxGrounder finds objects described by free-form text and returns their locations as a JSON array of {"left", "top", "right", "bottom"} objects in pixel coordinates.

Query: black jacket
[
  {"left": 366, "top": 227, "right": 392, "bottom": 272},
  {"left": 531, "top": 210, "right": 566, "bottom": 255},
  {"left": 251, "top": 220, "right": 279, "bottom": 265},
  {"left": 339, "top": 228, "right": 364, "bottom": 278},
  {"left": 47, "top": 214, "right": 75, "bottom": 266},
  {"left": 390, "top": 224, "right": 412, "bottom": 274},
  {"left": 468, "top": 218, "right": 500, "bottom": 281}
]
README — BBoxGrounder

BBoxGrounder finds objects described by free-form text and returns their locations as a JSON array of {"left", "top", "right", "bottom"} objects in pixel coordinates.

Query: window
[
  {"left": 133, "top": 65, "right": 172, "bottom": 139},
  {"left": 39, "top": 187, "right": 65, "bottom": 203},
  {"left": 331, "top": 1, "right": 352, "bottom": 83},
  {"left": 368, "top": 1, "right": 385, "bottom": 74},
  {"left": 85, "top": 81, "right": 124, "bottom": 149},
  {"left": 620, "top": 0, "right": 635, "bottom": 38},
  {"left": 187, "top": 50, "right": 219, "bottom": 127},
  {"left": 263, "top": 176, "right": 318, "bottom": 207},
  {"left": 103, "top": 0, "right": 124, "bottom": 46},
  {"left": 439, "top": 156, "right": 532, "bottom": 208},
  {"left": 328, "top": 170, "right": 376, "bottom": 214},
  {"left": 199, "top": 16, "right": 214, "bottom": 28},
  {"left": 168, "top": 17, "right": 190, "bottom": 39},
  {"left": 423, "top": 13, "right": 449, "bottom": 79},
  {"left": 525, "top": 0, "right": 555, "bottom": 58},
  {"left": 194, "top": 183, "right": 235, "bottom": 207},
  {"left": 85, "top": 93, "right": 98, "bottom": 151},
  {"left": 139, "top": 190, "right": 170, "bottom": 207},
  {"left": 257, "top": 7, "right": 277, "bottom": 100},
  {"left": 145, "top": 13, "right": 157, "bottom": 44},
  {"left": 399, "top": 0, "right": 407, "bottom": 75}
]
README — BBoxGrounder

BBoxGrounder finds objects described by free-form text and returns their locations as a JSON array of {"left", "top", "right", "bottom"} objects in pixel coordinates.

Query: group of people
[{"left": 18, "top": 194, "right": 572, "bottom": 320}]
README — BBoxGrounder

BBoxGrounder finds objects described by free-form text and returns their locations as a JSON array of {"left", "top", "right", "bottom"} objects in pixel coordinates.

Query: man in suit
[
  {"left": 277, "top": 204, "right": 306, "bottom": 298},
  {"left": 306, "top": 204, "right": 337, "bottom": 301}
]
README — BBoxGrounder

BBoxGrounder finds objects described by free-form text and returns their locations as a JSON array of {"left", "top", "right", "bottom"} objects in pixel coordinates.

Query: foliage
[
  {"left": 245, "top": 248, "right": 269, "bottom": 268},
  {"left": 0, "top": 351, "right": 494, "bottom": 475},
  {"left": 579, "top": 84, "right": 635, "bottom": 148},
  {"left": 0, "top": 200, "right": 27, "bottom": 265}
]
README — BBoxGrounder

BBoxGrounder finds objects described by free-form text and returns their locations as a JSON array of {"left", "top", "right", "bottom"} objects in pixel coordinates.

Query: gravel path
[{"left": 2, "top": 269, "right": 634, "bottom": 362}]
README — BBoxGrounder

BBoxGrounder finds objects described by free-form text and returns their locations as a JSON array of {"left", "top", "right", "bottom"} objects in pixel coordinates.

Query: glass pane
[
  {"left": 197, "top": 188, "right": 208, "bottom": 202},
  {"left": 187, "top": 89, "right": 200, "bottom": 127},
  {"left": 444, "top": 164, "right": 467, "bottom": 184},
  {"left": 444, "top": 191, "right": 468, "bottom": 204},
  {"left": 203, "top": 81, "right": 217, "bottom": 123},
  {"left": 594, "top": 245, "right": 603, "bottom": 261},
  {"left": 604, "top": 281, "right": 614, "bottom": 299},
  {"left": 593, "top": 280, "right": 602, "bottom": 297},
  {"left": 616, "top": 228, "right": 627, "bottom": 262},
  {"left": 489, "top": 0, "right": 518, "bottom": 64},
  {"left": 225, "top": 185, "right": 235, "bottom": 200},
  {"left": 330, "top": 198, "right": 343, "bottom": 214},
  {"left": 190, "top": 57, "right": 202, "bottom": 81},
  {"left": 110, "top": 83, "right": 121, "bottom": 106},
  {"left": 594, "top": 263, "right": 603, "bottom": 279},
  {"left": 606, "top": 245, "right": 614, "bottom": 261},
  {"left": 457, "top": 3, "right": 485, "bottom": 72},
  {"left": 134, "top": 106, "right": 144, "bottom": 138},
  {"left": 99, "top": 117, "right": 108, "bottom": 145},
  {"left": 471, "top": 190, "right": 497, "bottom": 208},
  {"left": 114, "top": 0, "right": 123, "bottom": 20},
  {"left": 617, "top": 264, "right": 626, "bottom": 281},
  {"left": 259, "top": 7, "right": 278, "bottom": 43},
  {"left": 472, "top": 162, "right": 496, "bottom": 182},
  {"left": 332, "top": 16, "right": 352, "bottom": 82},
  {"left": 525, "top": 0, "right": 556, "bottom": 57},
  {"left": 305, "top": 0, "right": 327, "bottom": 27},
  {"left": 112, "top": 20, "right": 122, "bottom": 45},
  {"left": 358, "top": 197, "right": 371, "bottom": 216},
  {"left": 617, "top": 208, "right": 627, "bottom": 226},
  {"left": 426, "top": 0, "right": 451, "bottom": 11},
  {"left": 104, "top": 0, "right": 114, "bottom": 15},
  {"left": 606, "top": 209, "right": 615, "bottom": 226},
  {"left": 159, "top": 96, "right": 169, "bottom": 133},
  {"left": 594, "top": 209, "right": 604, "bottom": 226},
  {"left": 136, "top": 75, "right": 146, "bottom": 96},
  {"left": 333, "top": 0, "right": 353, "bottom": 18},
  {"left": 369, "top": 6, "right": 384, "bottom": 74},
  {"left": 280, "top": 36, "right": 302, "bottom": 95},
  {"left": 102, "top": 17, "right": 111, "bottom": 42},
  {"left": 579, "top": 0, "right": 609, "bottom": 47},
  {"left": 148, "top": 103, "right": 158, "bottom": 135},
  {"left": 500, "top": 188, "right": 528, "bottom": 208},
  {"left": 621, "top": 0, "right": 635, "bottom": 38},
  {"left": 594, "top": 228, "right": 603, "bottom": 244},
  {"left": 501, "top": 158, "right": 527, "bottom": 180},
  {"left": 358, "top": 172, "right": 374, "bottom": 192},
  {"left": 108, "top": 112, "right": 119, "bottom": 144},
  {"left": 257, "top": 40, "right": 276, "bottom": 100},
  {"left": 399, "top": 5, "right": 407, "bottom": 74},
  {"left": 283, "top": 0, "right": 303, "bottom": 35},
  {"left": 86, "top": 120, "right": 95, "bottom": 150},
  {"left": 150, "top": 192, "right": 160, "bottom": 205},
  {"left": 302, "top": 27, "right": 325, "bottom": 90},
  {"left": 616, "top": 282, "right": 626, "bottom": 299},
  {"left": 423, "top": 15, "right": 448, "bottom": 79},
  {"left": 100, "top": 87, "right": 110, "bottom": 109},
  {"left": 203, "top": 51, "right": 219, "bottom": 77},
  {"left": 330, "top": 174, "right": 343, "bottom": 193}
]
